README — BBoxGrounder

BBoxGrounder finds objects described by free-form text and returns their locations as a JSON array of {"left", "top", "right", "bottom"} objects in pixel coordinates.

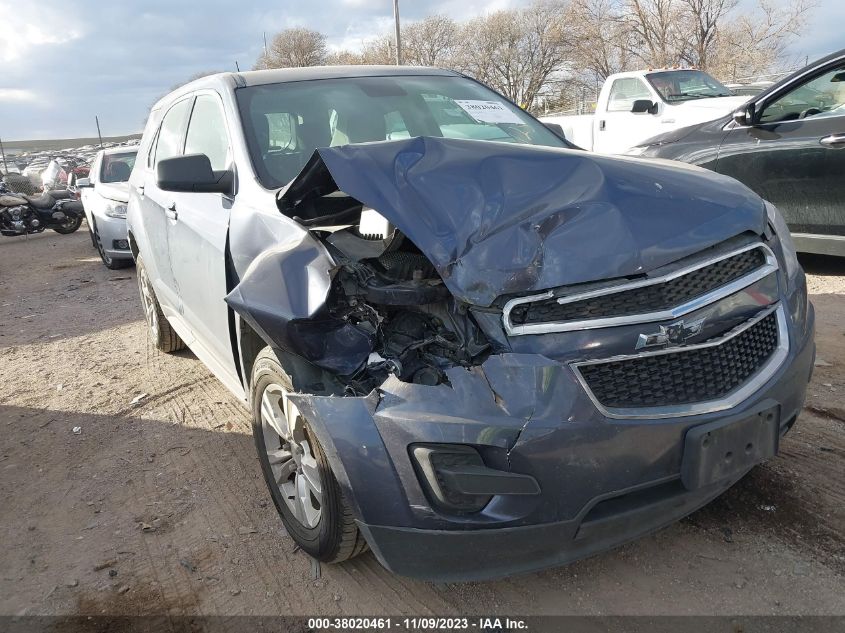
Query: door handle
[
  {"left": 599, "top": 120, "right": 606, "bottom": 131},
  {"left": 820, "top": 133, "right": 845, "bottom": 148},
  {"left": 165, "top": 203, "right": 178, "bottom": 221},
  {"left": 137, "top": 185, "right": 145, "bottom": 196}
]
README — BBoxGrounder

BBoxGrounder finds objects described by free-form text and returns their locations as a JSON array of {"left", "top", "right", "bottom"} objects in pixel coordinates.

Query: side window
[
  {"left": 607, "top": 78, "right": 651, "bottom": 112},
  {"left": 146, "top": 128, "right": 160, "bottom": 170},
  {"left": 760, "top": 64, "right": 845, "bottom": 123},
  {"left": 154, "top": 98, "right": 192, "bottom": 165},
  {"left": 184, "top": 95, "right": 231, "bottom": 171}
]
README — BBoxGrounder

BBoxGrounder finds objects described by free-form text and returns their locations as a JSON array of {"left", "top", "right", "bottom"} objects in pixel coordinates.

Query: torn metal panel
[
  {"left": 279, "top": 136, "right": 766, "bottom": 306},
  {"left": 225, "top": 208, "right": 376, "bottom": 375}
]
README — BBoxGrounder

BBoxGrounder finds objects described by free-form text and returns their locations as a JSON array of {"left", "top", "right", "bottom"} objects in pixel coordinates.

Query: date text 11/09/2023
[{"left": 307, "top": 617, "right": 529, "bottom": 631}]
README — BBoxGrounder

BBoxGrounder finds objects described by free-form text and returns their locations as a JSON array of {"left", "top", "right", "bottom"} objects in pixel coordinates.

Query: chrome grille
[
  {"left": 510, "top": 248, "right": 766, "bottom": 325},
  {"left": 503, "top": 243, "right": 777, "bottom": 336},
  {"left": 571, "top": 305, "right": 788, "bottom": 419}
]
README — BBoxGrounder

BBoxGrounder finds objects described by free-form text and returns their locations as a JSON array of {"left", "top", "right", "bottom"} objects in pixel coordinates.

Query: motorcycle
[{"left": 0, "top": 188, "right": 84, "bottom": 237}]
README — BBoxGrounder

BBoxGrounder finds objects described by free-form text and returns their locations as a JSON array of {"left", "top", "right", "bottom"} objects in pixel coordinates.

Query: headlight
[
  {"left": 765, "top": 202, "right": 801, "bottom": 283},
  {"left": 625, "top": 145, "right": 650, "bottom": 156},
  {"left": 104, "top": 201, "right": 127, "bottom": 218}
]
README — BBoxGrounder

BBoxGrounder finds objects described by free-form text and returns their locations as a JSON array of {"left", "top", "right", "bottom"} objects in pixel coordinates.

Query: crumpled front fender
[{"left": 288, "top": 353, "right": 580, "bottom": 530}]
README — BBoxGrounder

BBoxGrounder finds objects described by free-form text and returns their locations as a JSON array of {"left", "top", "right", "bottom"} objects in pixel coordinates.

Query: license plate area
[{"left": 681, "top": 404, "right": 780, "bottom": 490}]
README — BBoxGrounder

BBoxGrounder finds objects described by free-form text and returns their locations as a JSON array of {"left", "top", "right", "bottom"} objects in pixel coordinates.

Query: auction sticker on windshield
[{"left": 454, "top": 100, "right": 524, "bottom": 124}]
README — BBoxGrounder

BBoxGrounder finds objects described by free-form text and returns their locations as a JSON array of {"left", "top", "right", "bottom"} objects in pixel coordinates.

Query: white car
[
  {"left": 542, "top": 69, "right": 750, "bottom": 154},
  {"left": 78, "top": 147, "right": 137, "bottom": 269}
]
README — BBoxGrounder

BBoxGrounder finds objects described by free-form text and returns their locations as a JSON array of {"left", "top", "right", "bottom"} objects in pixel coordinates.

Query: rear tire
[
  {"left": 52, "top": 215, "right": 82, "bottom": 234},
  {"left": 136, "top": 255, "right": 185, "bottom": 353},
  {"left": 251, "top": 347, "right": 367, "bottom": 563}
]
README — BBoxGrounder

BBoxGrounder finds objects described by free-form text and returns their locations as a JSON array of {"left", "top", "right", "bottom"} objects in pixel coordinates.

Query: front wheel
[
  {"left": 52, "top": 215, "right": 82, "bottom": 234},
  {"left": 95, "top": 225, "right": 133, "bottom": 269},
  {"left": 251, "top": 347, "right": 367, "bottom": 563}
]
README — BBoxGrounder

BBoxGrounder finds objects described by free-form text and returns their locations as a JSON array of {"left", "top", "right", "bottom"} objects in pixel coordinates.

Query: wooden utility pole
[
  {"left": 0, "top": 137, "right": 9, "bottom": 174},
  {"left": 95, "top": 116, "right": 104, "bottom": 148},
  {"left": 393, "top": 0, "right": 402, "bottom": 65}
]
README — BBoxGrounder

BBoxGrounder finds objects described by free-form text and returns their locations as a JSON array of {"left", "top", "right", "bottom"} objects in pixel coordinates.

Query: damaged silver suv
[{"left": 127, "top": 66, "right": 815, "bottom": 581}]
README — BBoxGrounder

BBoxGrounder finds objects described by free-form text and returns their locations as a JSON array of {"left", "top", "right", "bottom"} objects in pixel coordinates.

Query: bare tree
[
  {"left": 402, "top": 15, "right": 460, "bottom": 67},
  {"left": 254, "top": 28, "right": 328, "bottom": 69},
  {"left": 359, "top": 34, "right": 396, "bottom": 65},
  {"left": 623, "top": 0, "right": 686, "bottom": 67},
  {"left": 708, "top": 0, "right": 813, "bottom": 80},
  {"left": 678, "top": 0, "right": 738, "bottom": 70},
  {"left": 325, "top": 49, "right": 366, "bottom": 65},
  {"left": 569, "top": 0, "right": 634, "bottom": 81},
  {"left": 460, "top": 1, "right": 573, "bottom": 108}
]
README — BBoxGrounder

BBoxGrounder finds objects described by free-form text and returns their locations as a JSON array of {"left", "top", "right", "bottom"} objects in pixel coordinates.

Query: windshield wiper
[{"left": 668, "top": 93, "right": 706, "bottom": 99}]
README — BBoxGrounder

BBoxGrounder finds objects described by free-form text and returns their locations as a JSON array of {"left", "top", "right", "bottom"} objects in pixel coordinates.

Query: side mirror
[
  {"left": 156, "top": 154, "right": 232, "bottom": 194},
  {"left": 631, "top": 99, "right": 658, "bottom": 114},
  {"left": 76, "top": 178, "right": 91, "bottom": 188},
  {"left": 733, "top": 103, "right": 755, "bottom": 126},
  {"left": 543, "top": 122, "right": 566, "bottom": 140}
]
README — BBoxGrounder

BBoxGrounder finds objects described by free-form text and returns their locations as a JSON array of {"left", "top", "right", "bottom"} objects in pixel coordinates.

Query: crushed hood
[{"left": 279, "top": 136, "right": 766, "bottom": 307}]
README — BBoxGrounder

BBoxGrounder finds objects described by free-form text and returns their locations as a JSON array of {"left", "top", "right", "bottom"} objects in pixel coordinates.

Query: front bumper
[
  {"left": 290, "top": 299, "right": 815, "bottom": 582},
  {"left": 92, "top": 212, "right": 131, "bottom": 260},
  {"left": 360, "top": 468, "right": 744, "bottom": 582}
]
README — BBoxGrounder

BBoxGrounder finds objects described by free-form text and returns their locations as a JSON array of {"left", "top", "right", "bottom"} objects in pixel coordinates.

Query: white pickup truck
[{"left": 542, "top": 69, "right": 750, "bottom": 154}]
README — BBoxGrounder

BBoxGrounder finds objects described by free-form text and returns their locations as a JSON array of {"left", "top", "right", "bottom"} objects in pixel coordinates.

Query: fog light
[
  {"left": 410, "top": 444, "right": 540, "bottom": 514},
  {"left": 113, "top": 239, "right": 129, "bottom": 250}
]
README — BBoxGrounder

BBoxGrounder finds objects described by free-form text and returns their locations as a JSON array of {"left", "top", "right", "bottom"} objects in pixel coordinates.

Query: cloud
[
  {"left": 0, "top": 2, "right": 83, "bottom": 62},
  {"left": 0, "top": 0, "right": 837, "bottom": 140},
  {"left": 0, "top": 88, "right": 37, "bottom": 102}
]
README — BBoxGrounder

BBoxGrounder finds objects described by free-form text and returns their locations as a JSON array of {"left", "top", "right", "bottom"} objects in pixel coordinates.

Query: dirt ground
[{"left": 1, "top": 227, "right": 843, "bottom": 619}]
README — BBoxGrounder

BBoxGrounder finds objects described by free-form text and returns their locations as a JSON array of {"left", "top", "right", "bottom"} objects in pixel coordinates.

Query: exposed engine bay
[
  {"left": 227, "top": 136, "right": 769, "bottom": 401},
  {"left": 303, "top": 197, "right": 491, "bottom": 391}
]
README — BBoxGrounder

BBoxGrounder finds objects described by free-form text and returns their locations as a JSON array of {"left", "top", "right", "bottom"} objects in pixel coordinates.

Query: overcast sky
[{"left": 0, "top": 0, "right": 841, "bottom": 141}]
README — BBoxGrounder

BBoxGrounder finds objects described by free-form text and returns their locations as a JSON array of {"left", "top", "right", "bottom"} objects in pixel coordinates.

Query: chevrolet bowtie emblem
[{"left": 636, "top": 317, "right": 706, "bottom": 350}]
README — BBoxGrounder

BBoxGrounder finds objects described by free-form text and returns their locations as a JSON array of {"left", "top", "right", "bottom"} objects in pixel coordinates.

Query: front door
[
  {"left": 715, "top": 60, "right": 845, "bottom": 238},
  {"left": 595, "top": 77, "right": 662, "bottom": 154},
  {"left": 166, "top": 92, "right": 241, "bottom": 393}
]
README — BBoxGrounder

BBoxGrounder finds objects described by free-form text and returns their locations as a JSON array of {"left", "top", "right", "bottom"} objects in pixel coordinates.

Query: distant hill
[{"left": 2, "top": 134, "right": 142, "bottom": 155}]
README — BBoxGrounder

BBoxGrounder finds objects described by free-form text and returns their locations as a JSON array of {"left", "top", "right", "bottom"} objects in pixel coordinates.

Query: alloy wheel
[{"left": 259, "top": 383, "right": 323, "bottom": 528}]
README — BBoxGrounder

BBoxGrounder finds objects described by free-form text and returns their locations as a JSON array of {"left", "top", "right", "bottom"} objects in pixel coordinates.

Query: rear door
[
  {"left": 165, "top": 91, "right": 241, "bottom": 392},
  {"left": 141, "top": 97, "right": 194, "bottom": 317},
  {"left": 715, "top": 59, "right": 845, "bottom": 238}
]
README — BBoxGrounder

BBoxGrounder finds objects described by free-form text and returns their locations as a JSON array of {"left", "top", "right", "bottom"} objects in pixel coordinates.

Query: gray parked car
[{"left": 127, "top": 66, "right": 814, "bottom": 581}]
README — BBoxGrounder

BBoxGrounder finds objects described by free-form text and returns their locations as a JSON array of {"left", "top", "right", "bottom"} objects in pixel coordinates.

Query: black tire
[
  {"left": 87, "top": 216, "right": 97, "bottom": 248},
  {"left": 52, "top": 215, "right": 83, "bottom": 234},
  {"left": 136, "top": 255, "right": 185, "bottom": 353},
  {"left": 95, "top": 225, "right": 133, "bottom": 269},
  {"left": 251, "top": 347, "right": 367, "bottom": 563}
]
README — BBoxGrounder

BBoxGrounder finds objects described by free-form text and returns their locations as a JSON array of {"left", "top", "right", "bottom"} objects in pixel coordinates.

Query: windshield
[
  {"left": 236, "top": 75, "right": 566, "bottom": 189},
  {"left": 647, "top": 70, "right": 732, "bottom": 103},
  {"left": 100, "top": 151, "right": 137, "bottom": 183}
]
